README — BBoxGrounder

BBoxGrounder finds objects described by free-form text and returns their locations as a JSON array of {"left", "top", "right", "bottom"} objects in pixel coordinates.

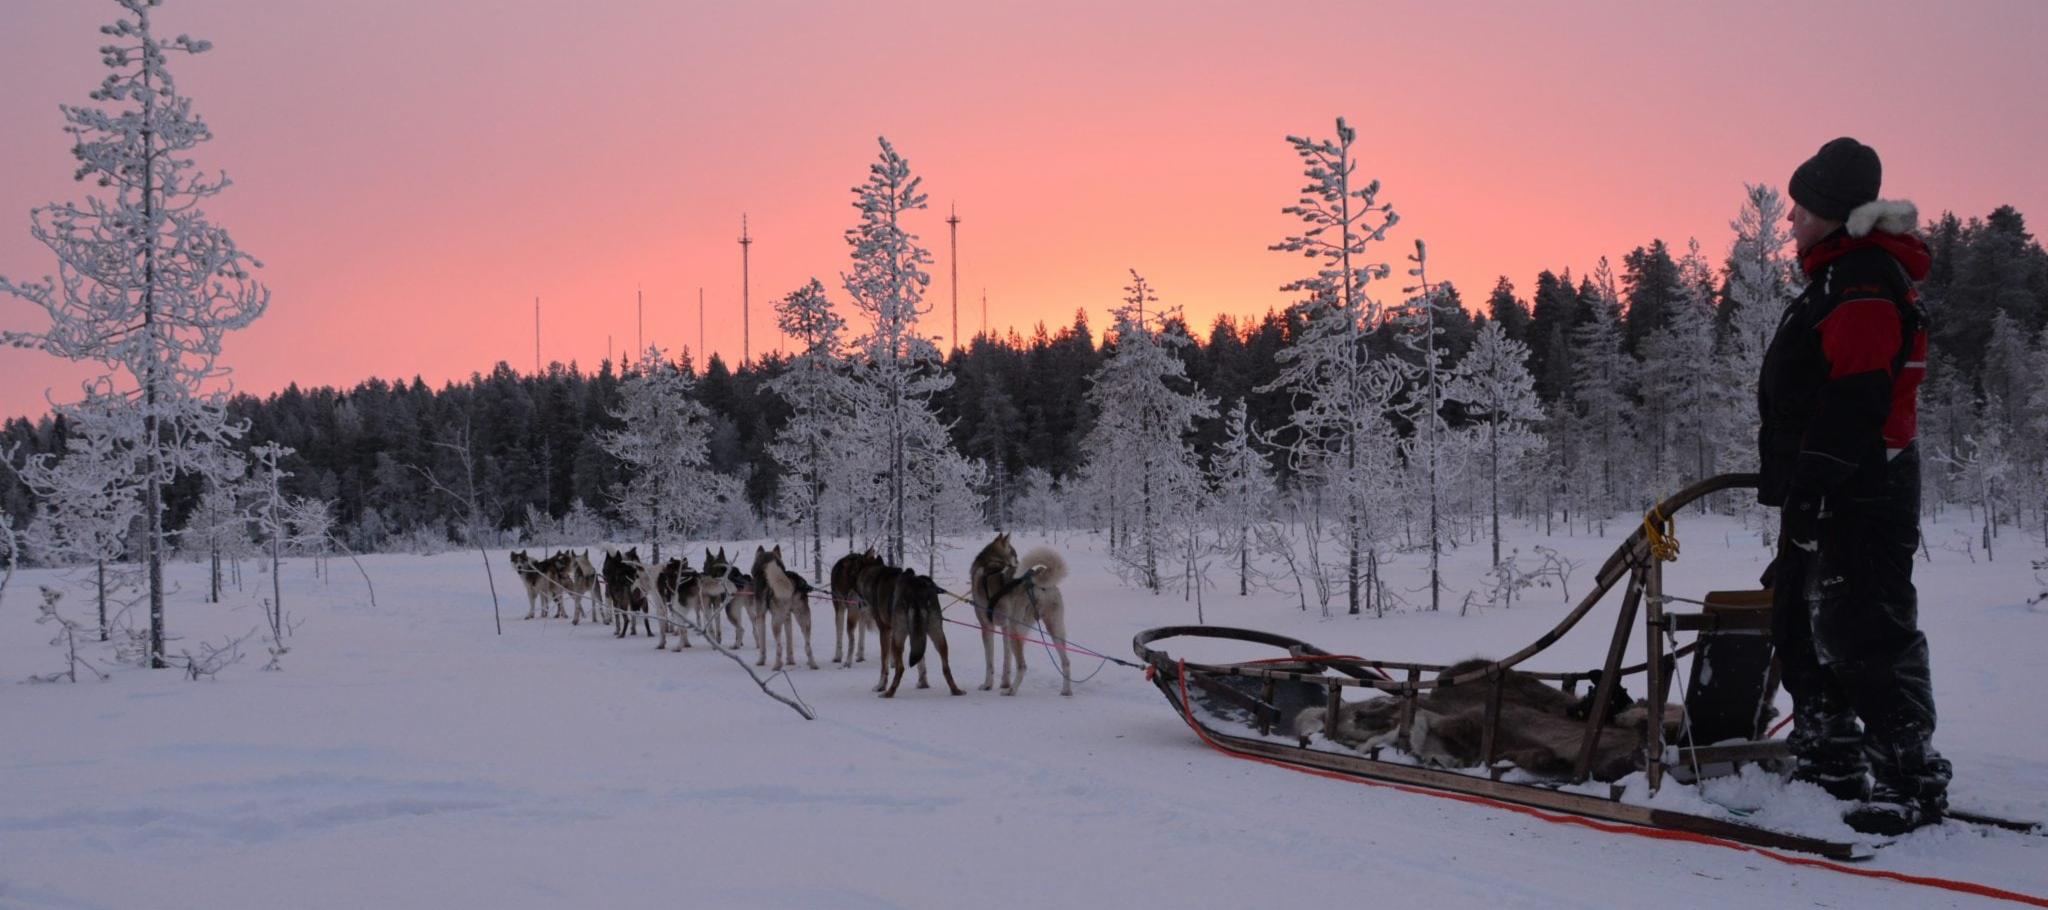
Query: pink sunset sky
[{"left": 2, "top": 1, "right": 2044, "bottom": 420}]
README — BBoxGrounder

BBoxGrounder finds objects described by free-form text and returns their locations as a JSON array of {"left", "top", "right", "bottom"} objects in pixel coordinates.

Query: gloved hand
[
  {"left": 1759, "top": 554, "right": 1779, "bottom": 589},
  {"left": 1783, "top": 494, "right": 1823, "bottom": 553}
]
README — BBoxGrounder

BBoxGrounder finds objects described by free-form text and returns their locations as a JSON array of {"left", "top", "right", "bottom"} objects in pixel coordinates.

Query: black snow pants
[{"left": 1769, "top": 444, "right": 1951, "bottom": 803}]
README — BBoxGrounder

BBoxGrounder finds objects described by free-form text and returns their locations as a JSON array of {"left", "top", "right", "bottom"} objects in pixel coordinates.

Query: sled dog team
[{"left": 509, "top": 532, "right": 1073, "bottom": 697}]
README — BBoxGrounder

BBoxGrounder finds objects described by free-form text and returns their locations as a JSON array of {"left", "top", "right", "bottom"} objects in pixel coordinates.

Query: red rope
[{"left": 1171, "top": 660, "right": 2048, "bottom": 909}]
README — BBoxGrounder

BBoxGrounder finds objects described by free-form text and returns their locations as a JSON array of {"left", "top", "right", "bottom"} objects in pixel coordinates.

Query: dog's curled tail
[{"left": 1020, "top": 548, "right": 1067, "bottom": 588}]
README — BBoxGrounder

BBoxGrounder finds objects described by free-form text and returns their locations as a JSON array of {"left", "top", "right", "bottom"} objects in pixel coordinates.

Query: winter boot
[
  {"left": 1786, "top": 699, "right": 1869, "bottom": 802},
  {"left": 1845, "top": 781, "right": 1945, "bottom": 836},
  {"left": 1847, "top": 730, "right": 1952, "bottom": 836}
]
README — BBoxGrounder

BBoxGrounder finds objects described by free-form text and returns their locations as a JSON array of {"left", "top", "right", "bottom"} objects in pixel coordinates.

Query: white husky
[{"left": 990, "top": 548, "right": 1072, "bottom": 696}]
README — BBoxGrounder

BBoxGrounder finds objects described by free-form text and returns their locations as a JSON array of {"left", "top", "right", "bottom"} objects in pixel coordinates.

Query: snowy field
[{"left": 3, "top": 515, "right": 2045, "bottom": 909}]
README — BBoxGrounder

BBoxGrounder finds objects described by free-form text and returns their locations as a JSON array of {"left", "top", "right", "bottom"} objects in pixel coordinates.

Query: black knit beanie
[{"left": 1789, "top": 137, "right": 1881, "bottom": 222}]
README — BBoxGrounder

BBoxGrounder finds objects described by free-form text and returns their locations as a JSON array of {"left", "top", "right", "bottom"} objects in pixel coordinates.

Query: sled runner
[{"left": 1134, "top": 473, "right": 2038, "bottom": 859}]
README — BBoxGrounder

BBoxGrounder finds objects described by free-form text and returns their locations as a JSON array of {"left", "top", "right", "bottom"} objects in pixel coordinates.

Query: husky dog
[
  {"left": 654, "top": 557, "right": 695, "bottom": 650},
  {"left": 696, "top": 548, "right": 748, "bottom": 647},
  {"left": 856, "top": 563, "right": 965, "bottom": 698},
  {"left": 990, "top": 547, "right": 1072, "bottom": 697},
  {"left": 1289, "top": 658, "right": 1674, "bottom": 782},
  {"left": 511, "top": 550, "right": 559, "bottom": 621},
  {"left": 554, "top": 550, "right": 600, "bottom": 625},
  {"left": 747, "top": 545, "right": 817, "bottom": 670},
  {"left": 602, "top": 547, "right": 653, "bottom": 638},
  {"left": 968, "top": 533, "right": 1021, "bottom": 691},
  {"left": 830, "top": 549, "right": 882, "bottom": 667}
]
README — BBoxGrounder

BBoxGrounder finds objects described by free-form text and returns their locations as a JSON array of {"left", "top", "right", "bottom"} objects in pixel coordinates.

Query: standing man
[{"left": 1759, "top": 137, "right": 1949, "bottom": 836}]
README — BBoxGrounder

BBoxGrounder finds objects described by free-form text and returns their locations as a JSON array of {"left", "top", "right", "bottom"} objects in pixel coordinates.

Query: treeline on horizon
[{"left": 4, "top": 203, "right": 2044, "bottom": 552}]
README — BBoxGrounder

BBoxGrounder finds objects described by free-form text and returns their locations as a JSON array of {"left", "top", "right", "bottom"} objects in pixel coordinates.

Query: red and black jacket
[{"left": 1756, "top": 217, "right": 1930, "bottom": 508}]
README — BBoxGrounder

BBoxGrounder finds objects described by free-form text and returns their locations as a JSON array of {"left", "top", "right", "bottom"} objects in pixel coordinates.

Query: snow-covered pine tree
[
  {"left": 903, "top": 427, "right": 987, "bottom": 576},
  {"left": 2026, "top": 327, "right": 2048, "bottom": 546},
  {"left": 1568, "top": 258, "right": 1636, "bottom": 518},
  {"left": 1395, "top": 241, "right": 1456, "bottom": 611},
  {"left": 1721, "top": 185, "right": 1798, "bottom": 475},
  {"left": 1641, "top": 239, "right": 1726, "bottom": 496},
  {"left": 1, "top": 2, "right": 267, "bottom": 667},
  {"left": 184, "top": 472, "right": 251, "bottom": 603},
  {"left": 1263, "top": 117, "right": 1406, "bottom": 615},
  {"left": 0, "top": 513, "right": 16, "bottom": 614},
  {"left": 1080, "top": 271, "right": 1217, "bottom": 593},
  {"left": 767, "top": 278, "right": 852, "bottom": 575},
  {"left": 1012, "top": 467, "right": 1063, "bottom": 536},
  {"left": 1207, "top": 398, "right": 1276, "bottom": 596},
  {"left": 1447, "top": 321, "right": 1546, "bottom": 566},
  {"left": 599, "top": 347, "right": 739, "bottom": 562},
  {"left": 7, "top": 391, "right": 143, "bottom": 642},
  {"left": 840, "top": 137, "right": 951, "bottom": 565},
  {"left": 245, "top": 441, "right": 293, "bottom": 650}
]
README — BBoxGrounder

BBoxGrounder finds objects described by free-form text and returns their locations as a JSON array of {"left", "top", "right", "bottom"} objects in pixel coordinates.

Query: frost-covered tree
[
  {"left": 0, "top": 514, "right": 17, "bottom": 614},
  {"left": 1722, "top": 184, "right": 1797, "bottom": 474},
  {"left": 245, "top": 441, "right": 293, "bottom": 650},
  {"left": 8, "top": 391, "right": 148, "bottom": 642},
  {"left": 1207, "top": 399, "right": 1276, "bottom": 596},
  {"left": 1080, "top": 272, "right": 1216, "bottom": 592},
  {"left": 183, "top": 472, "right": 250, "bottom": 603},
  {"left": 2025, "top": 327, "right": 2048, "bottom": 547},
  {"left": 1641, "top": 239, "right": 1726, "bottom": 494},
  {"left": 1448, "top": 321, "right": 1546, "bottom": 566},
  {"left": 1264, "top": 117, "right": 1406, "bottom": 615},
  {"left": 1394, "top": 242, "right": 1456, "bottom": 611},
  {"left": 1012, "top": 467, "right": 1064, "bottom": 536},
  {"left": 1937, "top": 415, "right": 2014, "bottom": 561},
  {"left": 600, "top": 347, "right": 739, "bottom": 562},
  {"left": 1568, "top": 258, "right": 1635, "bottom": 515},
  {"left": 903, "top": 433, "right": 986, "bottom": 576},
  {"left": 766, "top": 279, "right": 851, "bottom": 576},
  {"left": 840, "top": 137, "right": 951, "bottom": 564},
  {"left": 1, "top": 2, "right": 267, "bottom": 667}
]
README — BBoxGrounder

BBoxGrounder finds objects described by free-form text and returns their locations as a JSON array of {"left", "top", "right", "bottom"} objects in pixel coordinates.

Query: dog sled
[{"left": 1134, "top": 473, "right": 2039, "bottom": 861}]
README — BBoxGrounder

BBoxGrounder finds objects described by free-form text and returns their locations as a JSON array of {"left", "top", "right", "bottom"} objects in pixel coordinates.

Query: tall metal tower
[
  {"left": 981, "top": 287, "right": 989, "bottom": 338},
  {"left": 739, "top": 214, "right": 753, "bottom": 368},
  {"left": 947, "top": 202, "right": 961, "bottom": 348}
]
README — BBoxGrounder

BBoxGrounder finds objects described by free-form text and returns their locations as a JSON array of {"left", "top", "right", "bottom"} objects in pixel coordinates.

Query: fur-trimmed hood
[
  {"left": 1845, "top": 198, "right": 1918, "bottom": 238},
  {"left": 1801, "top": 198, "right": 1930, "bottom": 281}
]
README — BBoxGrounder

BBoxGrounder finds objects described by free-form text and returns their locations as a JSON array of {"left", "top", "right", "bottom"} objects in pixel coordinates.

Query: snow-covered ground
[{"left": 4, "top": 515, "right": 2045, "bottom": 909}]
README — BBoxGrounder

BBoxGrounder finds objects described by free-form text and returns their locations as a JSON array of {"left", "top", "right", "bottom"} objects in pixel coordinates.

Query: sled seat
[{"left": 1672, "top": 589, "right": 1779, "bottom": 753}]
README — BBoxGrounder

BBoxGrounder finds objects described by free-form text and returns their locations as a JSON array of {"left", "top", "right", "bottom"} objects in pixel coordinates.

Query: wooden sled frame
[{"left": 1133, "top": 473, "right": 1873, "bottom": 860}]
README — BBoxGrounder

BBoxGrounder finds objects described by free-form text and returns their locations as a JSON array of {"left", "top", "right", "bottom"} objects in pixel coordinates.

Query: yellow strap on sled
[{"left": 1642, "top": 506, "right": 1679, "bottom": 563}]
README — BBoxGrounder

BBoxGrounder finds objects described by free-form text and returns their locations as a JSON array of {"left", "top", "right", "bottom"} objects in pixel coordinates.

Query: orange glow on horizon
[{"left": 3, "top": 1, "right": 2044, "bottom": 417}]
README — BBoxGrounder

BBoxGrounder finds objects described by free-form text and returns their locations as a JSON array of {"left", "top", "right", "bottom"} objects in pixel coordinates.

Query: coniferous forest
[{"left": 6, "top": 200, "right": 2043, "bottom": 572}]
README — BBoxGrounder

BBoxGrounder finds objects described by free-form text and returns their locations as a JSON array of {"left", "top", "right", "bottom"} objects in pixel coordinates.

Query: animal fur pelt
[{"left": 1292, "top": 658, "right": 1676, "bottom": 782}]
